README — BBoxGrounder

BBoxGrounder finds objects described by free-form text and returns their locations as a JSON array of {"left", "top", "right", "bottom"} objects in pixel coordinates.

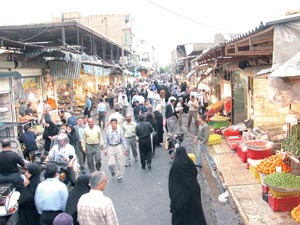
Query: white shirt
[{"left": 48, "top": 143, "right": 76, "bottom": 162}]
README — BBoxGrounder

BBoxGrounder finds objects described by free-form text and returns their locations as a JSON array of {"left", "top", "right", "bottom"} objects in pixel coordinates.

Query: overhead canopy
[
  {"left": 0, "top": 71, "right": 22, "bottom": 78},
  {"left": 270, "top": 51, "right": 300, "bottom": 78}
]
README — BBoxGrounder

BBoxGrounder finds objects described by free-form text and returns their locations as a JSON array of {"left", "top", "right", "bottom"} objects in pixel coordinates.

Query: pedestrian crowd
[{"left": 0, "top": 74, "right": 210, "bottom": 225}]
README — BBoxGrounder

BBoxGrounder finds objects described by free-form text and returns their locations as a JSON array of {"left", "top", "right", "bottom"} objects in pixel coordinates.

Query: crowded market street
[{"left": 92, "top": 106, "right": 245, "bottom": 225}]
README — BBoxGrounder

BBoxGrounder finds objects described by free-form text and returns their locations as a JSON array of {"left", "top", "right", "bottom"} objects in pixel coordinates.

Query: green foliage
[{"left": 282, "top": 124, "right": 300, "bottom": 156}]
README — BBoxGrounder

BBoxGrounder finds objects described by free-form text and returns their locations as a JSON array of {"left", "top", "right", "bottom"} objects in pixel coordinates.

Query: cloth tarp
[
  {"left": 0, "top": 71, "right": 22, "bottom": 78},
  {"left": 268, "top": 20, "right": 300, "bottom": 106}
]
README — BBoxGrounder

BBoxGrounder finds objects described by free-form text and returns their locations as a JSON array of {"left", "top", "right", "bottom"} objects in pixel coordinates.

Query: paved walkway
[{"left": 208, "top": 140, "right": 296, "bottom": 225}]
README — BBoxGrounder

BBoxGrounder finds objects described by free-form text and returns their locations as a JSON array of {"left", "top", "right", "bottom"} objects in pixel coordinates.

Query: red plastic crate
[
  {"left": 226, "top": 136, "right": 242, "bottom": 150},
  {"left": 268, "top": 194, "right": 300, "bottom": 212},
  {"left": 236, "top": 144, "right": 247, "bottom": 163},
  {"left": 223, "top": 129, "right": 240, "bottom": 138},
  {"left": 262, "top": 184, "right": 269, "bottom": 194}
]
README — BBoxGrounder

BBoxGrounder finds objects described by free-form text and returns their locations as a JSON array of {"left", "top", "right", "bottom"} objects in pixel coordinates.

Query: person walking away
[
  {"left": 83, "top": 96, "right": 92, "bottom": 118},
  {"left": 65, "top": 174, "right": 91, "bottom": 225},
  {"left": 19, "top": 124, "right": 39, "bottom": 159},
  {"left": 169, "top": 146, "right": 207, "bottom": 225},
  {"left": 165, "top": 97, "right": 177, "bottom": 134},
  {"left": 42, "top": 119, "right": 59, "bottom": 152},
  {"left": 195, "top": 115, "right": 209, "bottom": 168},
  {"left": 97, "top": 98, "right": 107, "bottom": 129},
  {"left": 187, "top": 94, "right": 199, "bottom": 132},
  {"left": 34, "top": 163, "right": 69, "bottom": 225},
  {"left": 67, "top": 112, "right": 78, "bottom": 127},
  {"left": 145, "top": 110, "right": 158, "bottom": 155},
  {"left": 81, "top": 118, "right": 104, "bottom": 173},
  {"left": 103, "top": 118, "right": 127, "bottom": 183},
  {"left": 135, "top": 115, "right": 153, "bottom": 170},
  {"left": 74, "top": 117, "right": 87, "bottom": 173},
  {"left": 0, "top": 139, "right": 26, "bottom": 191},
  {"left": 107, "top": 104, "right": 124, "bottom": 127},
  {"left": 18, "top": 163, "right": 41, "bottom": 225},
  {"left": 153, "top": 104, "right": 164, "bottom": 146},
  {"left": 122, "top": 114, "right": 138, "bottom": 166},
  {"left": 77, "top": 171, "right": 119, "bottom": 225}
]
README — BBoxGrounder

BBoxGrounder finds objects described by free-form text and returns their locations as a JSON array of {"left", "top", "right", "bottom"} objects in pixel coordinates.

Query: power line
[{"left": 144, "top": 0, "right": 232, "bottom": 33}]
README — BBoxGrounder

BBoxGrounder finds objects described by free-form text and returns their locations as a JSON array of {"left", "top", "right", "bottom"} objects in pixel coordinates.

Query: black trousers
[
  {"left": 40, "top": 210, "right": 62, "bottom": 225},
  {"left": 138, "top": 138, "right": 152, "bottom": 168}
]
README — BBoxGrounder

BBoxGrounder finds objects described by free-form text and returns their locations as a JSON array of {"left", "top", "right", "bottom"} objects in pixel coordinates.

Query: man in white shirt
[{"left": 47, "top": 132, "right": 77, "bottom": 185}]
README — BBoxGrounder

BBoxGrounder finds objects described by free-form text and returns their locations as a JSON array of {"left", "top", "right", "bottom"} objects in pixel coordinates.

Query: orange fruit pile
[
  {"left": 256, "top": 153, "right": 292, "bottom": 174},
  {"left": 291, "top": 205, "right": 300, "bottom": 223}
]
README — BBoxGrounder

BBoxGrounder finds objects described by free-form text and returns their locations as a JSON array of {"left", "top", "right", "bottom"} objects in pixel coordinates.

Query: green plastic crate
[{"left": 212, "top": 121, "right": 229, "bottom": 128}]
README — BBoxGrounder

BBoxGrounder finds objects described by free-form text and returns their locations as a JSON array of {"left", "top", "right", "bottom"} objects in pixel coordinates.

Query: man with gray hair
[{"left": 77, "top": 171, "right": 119, "bottom": 225}]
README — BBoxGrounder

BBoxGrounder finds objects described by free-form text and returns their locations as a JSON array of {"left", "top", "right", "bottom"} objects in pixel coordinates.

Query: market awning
[
  {"left": 0, "top": 71, "right": 22, "bottom": 78},
  {"left": 255, "top": 67, "right": 274, "bottom": 78},
  {"left": 186, "top": 69, "right": 196, "bottom": 78},
  {"left": 270, "top": 51, "right": 300, "bottom": 78}
]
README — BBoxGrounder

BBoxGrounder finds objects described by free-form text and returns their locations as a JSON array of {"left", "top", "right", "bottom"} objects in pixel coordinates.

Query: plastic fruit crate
[
  {"left": 213, "top": 121, "right": 229, "bottom": 129},
  {"left": 208, "top": 134, "right": 222, "bottom": 146},
  {"left": 236, "top": 144, "right": 247, "bottom": 163},
  {"left": 268, "top": 194, "right": 300, "bottom": 212},
  {"left": 223, "top": 129, "right": 240, "bottom": 138},
  {"left": 226, "top": 136, "right": 242, "bottom": 150}
]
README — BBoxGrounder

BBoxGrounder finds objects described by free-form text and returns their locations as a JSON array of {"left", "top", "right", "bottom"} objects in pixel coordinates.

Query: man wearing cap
[{"left": 47, "top": 132, "right": 77, "bottom": 186}]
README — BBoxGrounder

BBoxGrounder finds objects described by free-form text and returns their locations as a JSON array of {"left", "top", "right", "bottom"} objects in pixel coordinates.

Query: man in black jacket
[
  {"left": 0, "top": 139, "right": 26, "bottom": 191},
  {"left": 165, "top": 97, "right": 177, "bottom": 134},
  {"left": 135, "top": 115, "right": 153, "bottom": 170}
]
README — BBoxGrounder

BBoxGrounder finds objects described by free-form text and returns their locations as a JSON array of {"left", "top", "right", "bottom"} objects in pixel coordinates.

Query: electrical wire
[
  {"left": 20, "top": 24, "right": 52, "bottom": 42},
  {"left": 144, "top": 0, "right": 232, "bottom": 33}
]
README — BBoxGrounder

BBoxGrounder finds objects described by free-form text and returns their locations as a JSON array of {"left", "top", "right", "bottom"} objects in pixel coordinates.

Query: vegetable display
[
  {"left": 256, "top": 153, "right": 292, "bottom": 174},
  {"left": 264, "top": 172, "right": 300, "bottom": 189},
  {"left": 282, "top": 124, "right": 300, "bottom": 157}
]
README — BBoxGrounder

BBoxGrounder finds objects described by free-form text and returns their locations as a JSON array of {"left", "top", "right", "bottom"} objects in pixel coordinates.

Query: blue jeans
[{"left": 196, "top": 142, "right": 208, "bottom": 166}]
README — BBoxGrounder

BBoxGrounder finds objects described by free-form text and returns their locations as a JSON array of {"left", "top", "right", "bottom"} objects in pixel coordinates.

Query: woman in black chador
[
  {"left": 65, "top": 174, "right": 91, "bottom": 225},
  {"left": 168, "top": 146, "right": 207, "bottom": 225},
  {"left": 18, "top": 163, "right": 41, "bottom": 225}
]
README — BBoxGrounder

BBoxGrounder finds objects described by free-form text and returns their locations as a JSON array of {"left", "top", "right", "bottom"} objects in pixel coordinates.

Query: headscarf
[
  {"left": 66, "top": 125, "right": 78, "bottom": 147},
  {"left": 65, "top": 175, "right": 91, "bottom": 223},
  {"left": 18, "top": 163, "right": 41, "bottom": 205},
  {"left": 27, "top": 163, "right": 41, "bottom": 192}
]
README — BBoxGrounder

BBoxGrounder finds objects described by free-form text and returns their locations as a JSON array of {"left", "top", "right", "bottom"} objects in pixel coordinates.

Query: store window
[{"left": 20, "top": 77, "right": 41, "bottom": 102}]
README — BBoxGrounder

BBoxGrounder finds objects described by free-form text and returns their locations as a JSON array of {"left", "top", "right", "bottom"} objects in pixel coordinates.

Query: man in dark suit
[{"left": 165, "top": 97, "right": 177, "bottom": 134}]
